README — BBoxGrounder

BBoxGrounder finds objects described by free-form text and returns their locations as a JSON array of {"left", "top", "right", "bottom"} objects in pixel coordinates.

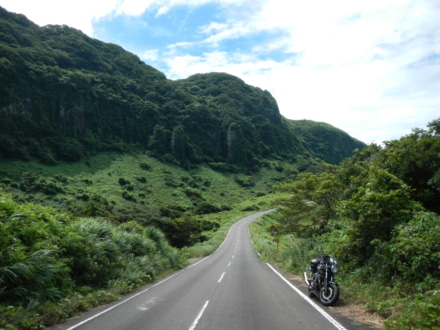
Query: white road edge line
[
  {"left": 188, "top": 300, "right": 209, "bottom": 330},
  {"left": 218, "top": 272, "right": 226, "bottom": 283},
  {"left": 266, "top": 264, "right": 347, "bottom": 330},
  {"left": 65, "top": 257, "right": 209, "bottom": 330}
]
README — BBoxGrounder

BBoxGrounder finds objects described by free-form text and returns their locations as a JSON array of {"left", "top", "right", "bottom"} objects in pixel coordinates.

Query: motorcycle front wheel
[{"left": 319, "top": 283, "right": 339, "bottom": 306}]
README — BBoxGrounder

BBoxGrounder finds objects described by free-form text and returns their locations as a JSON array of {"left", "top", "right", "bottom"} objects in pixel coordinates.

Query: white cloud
[
  {"left": 141, "top": 49, "right": 160, "bottom": 62},
  {"left": 115, "top": 0, "right": 158, "bottom": 16},
  {"left": 208, "top": 0, "right": 440, "bottom": 143},
  {"left": 114, "top": 0, "right": 255, "bottom": 17}
]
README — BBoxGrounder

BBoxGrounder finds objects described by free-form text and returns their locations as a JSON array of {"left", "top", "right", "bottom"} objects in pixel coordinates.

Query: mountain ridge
[{"left": 0, "top": 6, "right": 365, "bottom": 169}]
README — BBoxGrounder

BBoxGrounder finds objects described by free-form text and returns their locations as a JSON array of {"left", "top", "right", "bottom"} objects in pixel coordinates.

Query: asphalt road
[{"left": 51, "top": 210, "right": 372, "bottom": 330}]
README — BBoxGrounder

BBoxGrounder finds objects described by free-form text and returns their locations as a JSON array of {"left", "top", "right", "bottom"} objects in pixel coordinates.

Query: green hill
[
  {"left": 288, "top": 120, "right": 365, "bottom": 164},
  {"left": 0, "top": 5, "right": 367, "bottom": 247},
  {"left": 0, "top": 4, "right": 368, "bottom": 245},
  {"left": 0, "top": 6, "right": 365, "bottom": 170}
]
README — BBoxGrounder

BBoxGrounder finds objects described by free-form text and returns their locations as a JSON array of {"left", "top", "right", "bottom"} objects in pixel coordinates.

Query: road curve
[{"left": 50, "top": 210, "right": 356, "bottom": 330}]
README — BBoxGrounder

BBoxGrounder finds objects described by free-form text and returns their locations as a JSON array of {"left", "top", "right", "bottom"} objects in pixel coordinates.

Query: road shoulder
[{"left": 266, "top": 263, "right": 385, "bottom": 330}]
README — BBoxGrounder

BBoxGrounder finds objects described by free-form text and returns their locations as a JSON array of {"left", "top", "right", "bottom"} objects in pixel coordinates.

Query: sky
[{"left": 1, "top": 0, "right": 440, "bottom": 144}]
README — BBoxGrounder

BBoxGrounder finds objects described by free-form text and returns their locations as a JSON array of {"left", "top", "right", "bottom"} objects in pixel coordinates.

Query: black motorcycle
[{"left": 303, "top": 248, "right": 339, "bottom": 306}]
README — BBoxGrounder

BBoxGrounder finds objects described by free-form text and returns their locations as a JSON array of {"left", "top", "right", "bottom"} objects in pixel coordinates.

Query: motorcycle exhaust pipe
[{"left": 303, "top": 272, "right": 310, "bottom": 286}]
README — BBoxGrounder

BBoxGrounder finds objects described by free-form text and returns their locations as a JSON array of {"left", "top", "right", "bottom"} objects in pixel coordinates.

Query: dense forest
[{"left": 0, "top": 6, "right": 364, "bottom": 170}]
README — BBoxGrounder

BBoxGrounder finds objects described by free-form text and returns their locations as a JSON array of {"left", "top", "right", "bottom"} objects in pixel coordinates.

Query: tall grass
[
  {"left": 280, "top": 240, "right": 318, "bottom": 273},
  {"left": 249, "top": 212, "right": 281, "bottom": 263},
  {"left": 250, "top": 215, "right": 318, "bottom": 273}
]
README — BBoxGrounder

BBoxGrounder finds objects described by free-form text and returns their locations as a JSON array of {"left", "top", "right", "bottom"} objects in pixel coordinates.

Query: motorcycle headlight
[{"left": 331, "top": 266, "right": 338, "bottom": 274}]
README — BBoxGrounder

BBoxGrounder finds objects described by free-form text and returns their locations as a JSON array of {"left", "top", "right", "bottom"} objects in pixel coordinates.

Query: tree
[
  {"left": 387, "top": 211, "right": 440, "bottom": 286},
  {"left": 275, "top": 167, "right": 343, "bottom": 237},
  {"left": 338, "top": 166, "right": 421, "bottom": 264},
  {"left": 226, "top": 122, "right": 250, "bottom": 167},
  {"left": 148, "top": 125, "right": 169, "bottom": 156},
  {"left": 376, "top": 118, "right": 440, "bottom": 213},
  {"left": 427, "top": 118, "right": 440, "bottom": 135},
  {"left": 171, "top": 126, "right": 186, "bottom": 166}
]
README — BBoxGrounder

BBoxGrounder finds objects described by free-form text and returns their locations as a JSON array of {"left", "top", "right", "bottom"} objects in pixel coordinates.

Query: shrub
[
  {"left": 194, "top": 201, "right": 222, "bottom": 214},
  {"left": 1, "top": 178, "right": 12, "bottom": 185},
  {"left": 183, "top": 187, "right": 202, "bottom": 199},
  {"left": 118, "top": 178, "right": 130, "bottom": 186},
  {"left": 208, "top": 162, "right": 240, "bottom": 172},
  {"left": 139, "top": 162, "right": 151, "bottom": 170},
  {"left": 234, "top": 175, "right": 255, "bottom": 187},
  {"left": 28, "top": 140, "right": 57, "bottom": 165},
  {"left": 81, "top": 179, "right": 93, "bottom": 185},
  {"left": 122, "top": 191, "right": 136, "bottom": 202},
  {"left": 199, "top": 220, "right": 220, "bottom": 231},
  {"left": 77, "top": 194, "right": 90, "bottom": 201},
  {"left": 39, "top": 179, "right": 64, "bottom": 195},
  {"left": 241, "top": 204, "right": 259, "bottom": 211},
  {"left": 18, "top": 173, "right": 63, "bottom": 195},
  {"left": 159, "top": 205, "right": 185, "bottom": 218},
  {"left": 386, "top": 290, "right": 440, "bottom": 329},
  {"left": 54, "top": 175, "right": 68, "bottom": 183},
  {"left": 387, "top": 212, "right": 440, "bottom": 287},
  {"left": 113, "top": 231, "right": 155, "bottom": 256},
  {"left": 124, "top": 185, "right": 134, "bottom": 191},
  {"left": 0, "top": 249, "right": 63, "bottom": 304},
  {"left": 54, "top": 138, "right": 84, "bottom": 162},
  {"left": 18, "top": 172, "right": 39, "bottom": 192}
]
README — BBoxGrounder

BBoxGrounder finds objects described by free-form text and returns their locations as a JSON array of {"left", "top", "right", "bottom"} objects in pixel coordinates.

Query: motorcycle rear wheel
[{"left": 319, "top": 283, "right": 339, "bottom": 306}]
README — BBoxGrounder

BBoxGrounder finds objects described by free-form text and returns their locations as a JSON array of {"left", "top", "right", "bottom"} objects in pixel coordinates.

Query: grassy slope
[{"left": 0, "top": 151, "right": 297, "bottom": 218}]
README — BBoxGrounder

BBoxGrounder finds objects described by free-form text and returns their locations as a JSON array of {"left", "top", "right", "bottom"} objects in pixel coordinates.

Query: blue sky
[{"left": 1, "top": 0, "right": 440, "bottom": 144}]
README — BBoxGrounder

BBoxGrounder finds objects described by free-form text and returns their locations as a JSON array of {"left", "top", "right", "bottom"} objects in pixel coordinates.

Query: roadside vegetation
[
  {"left": 0, "top": 151, "right": 281, "bottom": 329},
  {"left": 0, "top": 190, "right": 186, "bottom": 328},
  {"left": 250, "top": 118, "right": 440, "bottom": 329}
]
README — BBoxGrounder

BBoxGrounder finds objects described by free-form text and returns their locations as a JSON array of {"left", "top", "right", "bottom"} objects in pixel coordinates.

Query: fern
[{"left": 0, "top": 249, "right": 60, "bottom": 302}]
